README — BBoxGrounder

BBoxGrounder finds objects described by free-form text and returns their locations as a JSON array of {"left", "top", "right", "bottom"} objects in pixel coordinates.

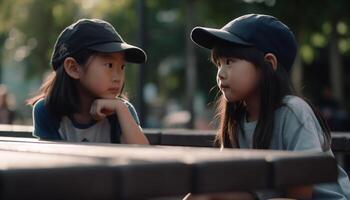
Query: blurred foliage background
[{"left": 0, "top": 0, "right": 350, "bottom": 131}]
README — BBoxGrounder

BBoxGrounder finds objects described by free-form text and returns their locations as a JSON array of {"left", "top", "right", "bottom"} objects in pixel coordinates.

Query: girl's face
[
  {"left": 216, "top": 57, "right": 259, "bottom": 102},
  {"left": 79, "top": 52, "right": 125, "bottom": 99}
]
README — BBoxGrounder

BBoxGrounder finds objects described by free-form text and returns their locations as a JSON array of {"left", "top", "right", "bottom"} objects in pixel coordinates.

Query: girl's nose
[
  {"left": 218, "top": 73, "right": 224, "bottom": 80},
  {"left": 112, "top": 75, "right": 121, "bottom": 83},
  {"left": 112, "top": 73, "right": 120, "bottom": 82},
  {"left": 112, "top": 69, "right": 122, "bottom": 82},
  {"left": 217, "top": 67, "right": 226, "bottom": 80}
]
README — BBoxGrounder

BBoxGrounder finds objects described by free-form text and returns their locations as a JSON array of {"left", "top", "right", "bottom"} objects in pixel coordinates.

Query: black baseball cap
[
  {"left": 51, "top": 18, "right": 147, "bottom": 70},
  {"left": 191, "top": 14, "right": 297, "bottom": 72}
]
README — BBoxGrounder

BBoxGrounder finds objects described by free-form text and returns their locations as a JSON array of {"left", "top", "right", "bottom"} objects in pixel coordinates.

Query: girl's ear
[
  {"left": 63, "top": 57, "right": 81, "bottom": 79},
  {"left": 264, "top": 53, "right": 278, "bottom": 71}
]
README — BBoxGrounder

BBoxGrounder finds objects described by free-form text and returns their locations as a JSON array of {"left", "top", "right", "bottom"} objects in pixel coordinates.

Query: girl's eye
[
  {"left": 121, "top": 65, "right": 126, "bottom": 70},
  {"left": 105, "top": 63, "right": 113, "bottom": 68},
  {"left": 226, "top": 58, "right": 238, "bottom": 65}
]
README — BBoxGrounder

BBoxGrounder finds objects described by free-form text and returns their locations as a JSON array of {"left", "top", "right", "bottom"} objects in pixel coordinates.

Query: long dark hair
[
  {"left": 212, "top": 44, "right": 331, "bottom": 151},
  {"left": 27, "top": 49, "right": 126, "bottom": 117}
]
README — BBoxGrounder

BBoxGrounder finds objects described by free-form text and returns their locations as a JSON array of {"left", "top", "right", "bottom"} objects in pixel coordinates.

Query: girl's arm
[
  {"left": 114, "top": 101, "right": 149, "bottom": 144},
  {"left": 90, "top": 99, "right": 149, "bottom": 145}
]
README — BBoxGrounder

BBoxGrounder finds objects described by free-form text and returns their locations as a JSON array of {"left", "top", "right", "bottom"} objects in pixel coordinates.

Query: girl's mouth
[
  {"left": 220, "top": 84, "right": 230, "bottom": 90},
  {"left": 108, "top": 88, "right": 120, "bottom": 94}
]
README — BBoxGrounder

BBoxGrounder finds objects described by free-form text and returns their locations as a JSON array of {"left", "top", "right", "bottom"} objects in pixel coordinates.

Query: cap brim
[
  {"left": 88, "top": 42, "right": 147, "bottom": 64},
  {"left": 191, "top": 27, "right": 252, "bottom": 49}
]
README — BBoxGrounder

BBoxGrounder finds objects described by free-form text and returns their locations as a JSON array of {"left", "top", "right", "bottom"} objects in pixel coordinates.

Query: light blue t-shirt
[{"left": 238, "top": 95, "right": 350, "bottom": 200}]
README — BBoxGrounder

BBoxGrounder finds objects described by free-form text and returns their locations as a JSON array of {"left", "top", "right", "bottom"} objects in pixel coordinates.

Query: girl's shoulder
[
  {"left": 33, "top": 98, "right": 48, "bottom": 116},
  {"left": 277, "top": 95, "right": 316, "bottom": 124},
  {"left": 32, "top": 98, "right": 61, "bottom": 140},
  {"left": 282, "top": 95, "right": 312, "bottom": 110},
  {"left": 275, "top": 96, "right": 327, "bottom": 152},
  {"left": 33, "top": 98, "right": 61, "bottom": 125}
]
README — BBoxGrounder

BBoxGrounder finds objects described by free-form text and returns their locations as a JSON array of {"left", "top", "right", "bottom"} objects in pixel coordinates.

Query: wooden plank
[
  {"left": 0, "top": 141, "right": 270, "bottom": 191},
  {"left": 160, "top": 129, "right": 215, "bottom": 147},
  {"left": 332, "top": 132, "right": 350, "bottom": 152},
  {"left": 0, "top": 125, "right": 33, "bottom": 138},
  {"left": 191, "top": 158, "right": 269, "bottom": 193},
  {"left": 0, "top": 149, "right": 191, "bottom": 200},
  {"left": 266, "top": 153, "right": 338, "bottom": 188},
  {"left": 0, "top": 127, "right": 340, "bottom": 194},
  {"left": 0, "top": 141, "right": 337, "bottom": 193},
  {"left": 0, "top": 136, "right": 40, "bottom": 142},
  {"left": 0, "top": 150, "right": 117, "bottom": 200},
  {"left": 0, "top": 125, "right": 348, "bottom": 152},
  {"left": 143, "top": 129, "right": 161, "bottom": 145}
]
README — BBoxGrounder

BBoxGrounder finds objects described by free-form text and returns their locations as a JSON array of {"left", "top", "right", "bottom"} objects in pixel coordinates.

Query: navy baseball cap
[
  {"left": 51, "top": 18, "right": 147, "bottom": 70},
  {"left": 191, "top": 14, "right": 297, "bottom": 72}
]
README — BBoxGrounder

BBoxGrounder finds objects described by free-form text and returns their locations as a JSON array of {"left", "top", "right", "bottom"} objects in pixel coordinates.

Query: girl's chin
[
  {"left": 99, "top": 94, "right": 119, "bottom": 99},
  {"left": 223, "top": 94, "right": 241, "bottom": 102},
  {"left": 223, "top": 95, "right": 234, "bottom": 102}
]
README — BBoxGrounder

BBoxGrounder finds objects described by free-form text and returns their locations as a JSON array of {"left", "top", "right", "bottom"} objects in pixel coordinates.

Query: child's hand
[
  {"left": 90, "top": 98, "right": 148, "bottom": 145},
  {"left": 89, "top": 99, "right": 126, "bottom": 121}
]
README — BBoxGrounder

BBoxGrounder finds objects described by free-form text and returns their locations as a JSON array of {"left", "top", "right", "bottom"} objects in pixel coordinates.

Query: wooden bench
[
  {"left": 0, "top": 138, "right": 338, "bottom": 199},
  {"left": 331, "top": 132, "right": 350, "bottom": 152},
  {"left": 0, "top": 125, "right": 349, "bottom": 151}
]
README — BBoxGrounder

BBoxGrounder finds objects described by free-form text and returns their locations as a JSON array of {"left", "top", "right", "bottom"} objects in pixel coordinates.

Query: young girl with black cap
[
  {"left": 189, "top": 14, "right": 350, "bottom": 200},
  {"left": 28, "top": 19, "right": 149, "bottom": 145}
]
